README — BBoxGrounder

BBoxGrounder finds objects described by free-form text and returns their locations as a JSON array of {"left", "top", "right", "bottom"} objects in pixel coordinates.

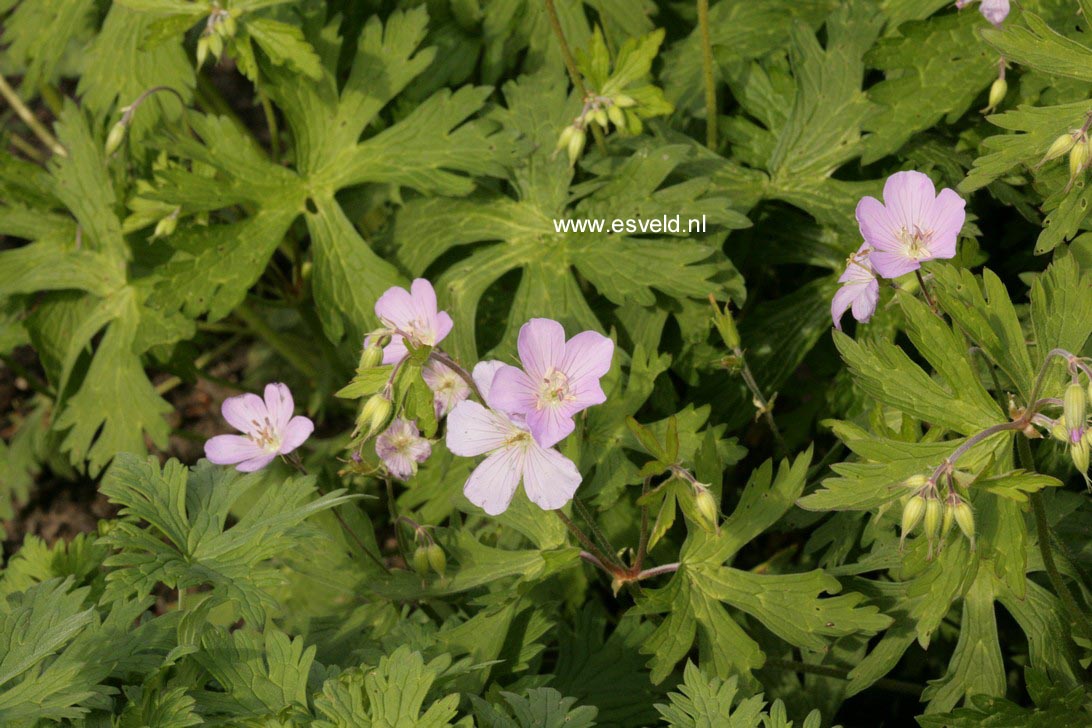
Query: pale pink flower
[
  {"left": 957, "top": 0, "right": 1009, "bottom": 27},
  {"left": 375, "top": 417, "right": 431, "bottom": 480},
  {"left": 372, "top": 279, "right": 453, "bottom": 364},
  {"left": 205, "top": 383, "right": 314, "bottom": 472},
  {"left": 446, "top": 361, "right": 581, "bottom": 515},
  {"left": 832, "top": 244, "right": 880, "bottom": 330},
  {"left": 488, "top": 319, "right": 613, "bottom": 448},
  {"left": 855, "top": 171, "right": 966, "bottom": 279},
  {"left": 422, "top": 359, "right": 470, "bottom": 418}
]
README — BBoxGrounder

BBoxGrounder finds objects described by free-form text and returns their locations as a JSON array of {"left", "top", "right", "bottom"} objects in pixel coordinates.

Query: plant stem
[
  {"left": 574, "top": 498, "right": 622, "bottom": 567},
  {"left": 256, "top": 86, "right": 280, "bottom": 161},
  {"left": 542, "top": 0, "right": 607, "bottom": 154},
  {"left": 734, "top": 349, "right": 785, "bottom": 452},
  {"left": 915, "top": 269, "right": 936, "bottom": 311},
  {"left": 635, "top": 477, "right": 651, "bottom": 570},
  {"left": 7, "top": 132, "right": 45, "bottom": 162},
  {"left": 928, "top": 420, "right": 1023, "bottom": 483},
  {"left": 233, "top": 301, "right": 318, "bottom": 381},
  {"left": 696, "top": 0, "right": 717, "bottom": 150},
  {"left": 430, "top": 350, "right": 483, "bottom": 401},
  {"left": 636, "top": 562, "right": 679, "bottom": 580},
  {"left": 385, "top": 478, "right": 409, "bottom": 562},
  {"left": 0, "top": 74, "right": 65, "bottom": 157},
  {"left": 763, "top": 658, "right": 923, "bottom": 697},
  {"left": 1020, "top": 439, "right": 1092, "bottom": 645},
  {"left": 557, "top": 510, "right": 614, "bottom": 570}
]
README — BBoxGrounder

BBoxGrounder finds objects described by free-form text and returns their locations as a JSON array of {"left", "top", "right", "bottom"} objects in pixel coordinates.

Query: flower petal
[
  {"left": 566, "top": 377, "right": 606, "bottom": 412},
  {"left": 263, "top": 382, "right": 295, "bottom": 431},
  {"left": 463, "top": 448, "right": 522, "bottom": 515},
  {"left": 279, "top": 416, "right": 314, "bottom": 454},
  {"left": 520, "top": 442, "right": 581, "bottom": 511},
  {"left": 831, "top": 284, "right": 856, "bottom": 331},
  {"left": 851, "top": 279, "right": 880, "bottom": 324},
  {"left": 883, "top": 170, "right": 936, "bottom": 232},
  {"left": 525, "top": 405, "right": 575, "bottom": 449},
  {"left": 869, "top": 250, "right": 921, "bottom": 279},
  {"left": 561, "top": 330, "right": 614, "bottom": 382},
  {"left": 434, "top": 311, "right": 454, "bottom": 345},
  {"left": 374, "top": 285, "right": 415, "bottom": 329},
  {"left": 221, "top": 393, "right": 267, "bottom": 433},
  {"left": 488, "top": 365, "right": 539, "bottom": 416},
  {"left": 923, "top": 188, "right": 966, "bottom": 260},
  {"left": 236, "top": 453, "right": 277, "bottom": 472},
  {"left": 409, "top": 278, "right": 438, "bottom": 325},
  {"left": 472, "top": 360, "right": 506, "bottom": 401},
  {"left": 446, "top": 400, "right": 516, "bottom": 457},
  {"left": 205, "top": 434, "right": 265, "bottom": 465},
  {"left": 517, "top": 318, "right": 566, "bottom": 379},
  {"left": 382, "top": 335, "right": 409, "bottom": 364},
  {"left": 855, "top": 196, "right": 900, "bottom": 253},
  {"left": 980, "top": 0, "right": 1009, "bottom": 26}
]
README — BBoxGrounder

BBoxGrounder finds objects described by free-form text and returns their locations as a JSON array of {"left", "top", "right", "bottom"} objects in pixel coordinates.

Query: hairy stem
[
  {"left": 574, "top": 498, "right": 623, "bottom": 567},
  {"left": 557, "top": 510, "right": 614, "bottom": 570},
  {"left": 0, "top": 74, "right": 65, "bottom": 157},
  {"left": 914, "top": 269, "right": 936, "bottom": 311},
  {"left": 635, "top": 477, "right": 651, "bottom": 570},
  {"left": 734, "top": 348, "right": 785, "bottom": 452},
  {"left": 542, "top": 0, "right": 607, "bottom": 154},
  {"left": 696, "top": 0, "right": 717, "bottom": 150},
  {"left": 763, "top": 658, "right": 924, "bottom": 697}
]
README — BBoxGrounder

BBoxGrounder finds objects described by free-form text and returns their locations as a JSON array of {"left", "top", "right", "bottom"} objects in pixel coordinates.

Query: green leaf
[
  {"left": 245, "top": 17, "right": 322, "bottom": 80},
  {"left": 0, "top": 0, "right": 95, "bottom": 95},
  {"left": 473, "top": 687, "right": 597, "bottom": 728},
  {"left": 981, "top": 10, "right": 1092, "bottom": 82},
  {"left": 654, "top": 661, "right": 767, "bottom": 728}
]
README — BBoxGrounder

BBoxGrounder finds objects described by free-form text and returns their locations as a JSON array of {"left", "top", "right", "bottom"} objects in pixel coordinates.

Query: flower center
[
  {"left": 538, "top": 369, "right": 573, "bottom": 407},
  {"left": 897, "top": 225, "right": 934, "bottom": 259},
  {"left": 248, "top": 417, "right": 282, "bottom": 453},
  {"left": 504, "top": 430, "right": 533, "bottom": 448}
]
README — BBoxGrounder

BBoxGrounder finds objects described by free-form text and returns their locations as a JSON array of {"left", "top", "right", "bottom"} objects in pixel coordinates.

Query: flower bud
[
  {"left": 613, "top": 94, "right": 636, "bottom": 108},
  {"left": 566, "top": 127, "right": 586, "bottom": 167},
  {"left": 358, "top": 344, "right": 384, "bottom": 370},
  {"left": 1038, "top": 132, "right": 1077, "bottom": 168},
  {"left": 222, "top": 13, "right": 237, "bottom": 37},
  {"left": 923, "top": 497, "right": 941, "bottom": 541},
  {"left": 607, "top": 105, "right": 626, "bottom": 128},
  {"left": 556, "top": 125, "right": 576, "bottom": 151},
  {"left": 693, "top": 488, "right": 719, "bottom": 533},
  {"left": 104, "top": 121, "right": 127, "bottom": 156},
  {"left": 1064, "top": 381, "right": 1087, "bottom": 431},
  {"left": 900, "top": 495, "right": 925, "bottom": 546},
  {"left": 412, "top": 546, "right": 430, "bottom": 576},
  {"left": 941, "top": 501, "right": 955, "bottom": 541},
  {"left": 1051, "top": 421, "right": 1069, "bottom": 442},
  {"left": 1069, "top": 138, "right": 1090, "bottom": 180},
  {"left": 903, "top": 474, "right": 929, "bottom": 490},
  {"left": 982, "top": 77, "right": 1006, "bottom": 113},
  {"left": 1071, "top": 438, "right": 1090, "bottom": 473},
  {"left": 196, "top": 36, "right": 210, "bottom": 68},
  {"left": 953, "top": 501, "right": 975, "bottom": 543},
  {"left": 356, "top": 394, "right": 392, "bottom": 440},
  {"left": 153, "top": 210, "right": 179, "bottom": 239},
  {"left": 207, "top": 31, "right": 223, "bottom": 61},
  {"left": 592, "top": 108, "right": 609, "bottom": 129},
  {"left": 426, "top": 543, "right": 446, "bottom": 576}
]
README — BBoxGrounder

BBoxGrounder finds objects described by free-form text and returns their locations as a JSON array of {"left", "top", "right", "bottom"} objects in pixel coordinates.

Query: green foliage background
[{"left": 0, "top": 0, "right": 1091, "bottom": 725}]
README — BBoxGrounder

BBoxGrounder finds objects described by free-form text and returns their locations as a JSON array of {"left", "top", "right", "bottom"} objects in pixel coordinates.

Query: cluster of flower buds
[
  {"left": 1048, "top": 379, "right": 1092, "bottom": 480},
  {"left": 196, "top": 4, "right": 237, "bottom": 68},
  {"left": 408, "top": 524, "right": 446, "bottom": 580},
  {"left": 899, "top": 475, "right": 975, "bottom": 556},
  {"left": 555, "top": 93, "right": 637, "bottom": 166},
  {"left": 1034, "top": 116, "right": 1092, "bottom": 192}
]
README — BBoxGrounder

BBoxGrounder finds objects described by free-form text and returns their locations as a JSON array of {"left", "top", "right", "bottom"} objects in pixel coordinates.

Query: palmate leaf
[
  {"left": 394, "top": 69, "right": 745, "bottom": 362},
  {"left": 635, "top": 449, "right": 890, "bottom": 684},
  {"left": 145, "top": 7, "right": 516, "bottom": 347},
  {"left": 472, "top": 687, "right": 597, "bottom": 728},
  {"left": 99, "top": 455, "right": 355, "bottom": 626},
  {"left": 0, "top": 0, "right": 95, "bottom": 96}
]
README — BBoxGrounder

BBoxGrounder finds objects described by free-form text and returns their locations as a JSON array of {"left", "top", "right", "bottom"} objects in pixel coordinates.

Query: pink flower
[
  {"left": 446, "top": 361, "right": 581, "bottom": 515},
  {"left": 855, "top": 171, "right": 966, "bottom": 279},
  {"left": 375, "top": 417, "right": 431, "bottom": 480},
  {"left": 956, "top": 0, "right": 1009, "bottom": 27},
  {"left": 832, "top": 245, "right": 880, "bottom": 330},
  {"left": 488, "top": 319, "right": 614, "bottom": 448},
  {"left": 422, "top": 359, "right": 470, "bottom": 418},
  {"left": 372, "top": 279, "right": 453, "bottom": 364},
  {"left": 205, "top": 383, "right": 314, "bottom": 472}
]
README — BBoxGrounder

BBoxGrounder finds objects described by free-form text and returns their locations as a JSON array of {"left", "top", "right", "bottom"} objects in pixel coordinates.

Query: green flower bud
[
  {"left": 923, "top": 497, "right": 942, "bottom": 541},
  {"left": 953, "top": 501, "right": 975, "bottom": 543},
  {"left": 222, "top": 13, "right": 237, "bottom": 37},
  {"left": 556, "top": 125, "right": 576, "bottom": 152},
  {"left": 1051, "top": 421, "right": 1069, "bottom": 442},
  {"left": 693, "top": 488, "right": 719, "bottom": 533},
  {"left": 1085, "top": 427, "right": 1092, "bottom": 448},
  {"left": 412, "top": 546, "right": 430, "bottom": 577},
  {"left": 983, "top": 77, "right": 1006, "bottom": 113},
  {"left": 1068, "top": 138, "right": 1090, "bottom": 180},
  {"left": 612, "top": 94, "right": 636, "bottom": 108},
  {"left": 356, "top": 394, "right": 392, "bottom": 440},
  {"left": 903, "top": 474, "right": 929, "bottom": 490},
  {"left": 592, "top": 108, "right": 609, "bottom": 129},
  {"left": 1072, "top": 438, "right": 1090, "bottom": 473},
  {"left": 607, "top": 105, "right": 626, "bottom": 128},
  {"left": 941, "top": 501, "right": 955, "bottom": 541},
  {"left": 358, "top": 344, "right": 384, "bottom": 370},
  {"left": 426, "top": 543, "right": 446, "bottom": 576},
  {"left": 207, "top": 31, "right": 223, "bottom": 61},
  {"left": 1038, "top": 132, "right": 1077, "bottom": 168},
  {"left": 152, "top": 209, "right": 179, "bottom": 239},
  {"left": 900, "top": 495, "right": 926, "bottom": 546},
  {"left": 566, "top": 127, "right": 586, "bottom": 167},
  {"left": 1064, "top": 381, "right": 1087, "bottom": 431},
  {"left": 104, "top": 121, "right": 127, "bottom": 156},
  {"left": 196, "top": 36, "right": 210, "bottom": 68}
]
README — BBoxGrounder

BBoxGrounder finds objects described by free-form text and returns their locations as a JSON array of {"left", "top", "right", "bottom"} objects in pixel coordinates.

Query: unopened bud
[
  {"left": 1051, "top": 421, "right": 1069, "bottom": 442},
  {"left": 953, "top": 501, "right": 975, "bottom": 544},
  {"left": 1072, "top": 438, "right": 1090, "bottom": 473},
  {"left": 556, "top": 125, "right": 576, "bottom": 152},
  {"left": 104, "top": 121, "right": 127, "bottom": 156},
  {"left": 152, "top": 210, "right": 179, "bottom": 239},
  {"left": 900, "top": 495, "right": 926, "bottom": 546},
  {"left": 1069, "top": 138, "right": 1090, "bottom": 180},
  {"left": 566, "top": 127, "right": 586, "bottom": 167},
  {"left": 358, "top": 344, "right": 383, "bottom": 370},
  {"left": 426, "top": 543, "right": 446, "bottom": 576},
  {"left": 1038, "top": 132, "right": 1078, "bottom": 168},
  {"left": 222, "top": 13, "right": 237, "bottom": 37},
  {"left": 357, "top": 394, "right": 392, "bottom": 439},
  {"left": 207, "top": 31, "right": 223, "bottom": 60},
  {"left": 607, "top": 105, "right": 626, "bottom": 128},
  {"left": 1064, "top": 381, "right": 1087, "bottom": 431},
  {"left": 613, "top": 94, "right": 636, "bottom": 108},
  {"left": 903, "top": 474, "right": 929, "bottom": 490},
  {"left": 983, "top": 77, "right": 1006, "bottom": 113},
  {"left": 196, "top": 36, "right": 210, "bottom": 68},
  {"left": 592, "top": 108, "right": 608, "bottom": 129},
  {"left": 941, "top": 501, "right": 955, "bottom": 541},
  {"left": 693, "top": 488, "right": 719, "bottom": 533},
  {"left": 710, "top": 296, "right": 741, "bottom": 350},
  {"left": 923, "top": 497, "right": 941, "bottom": 541},
  {"left": 412, "top": 546, "right": 430, "bottom": 577}
]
